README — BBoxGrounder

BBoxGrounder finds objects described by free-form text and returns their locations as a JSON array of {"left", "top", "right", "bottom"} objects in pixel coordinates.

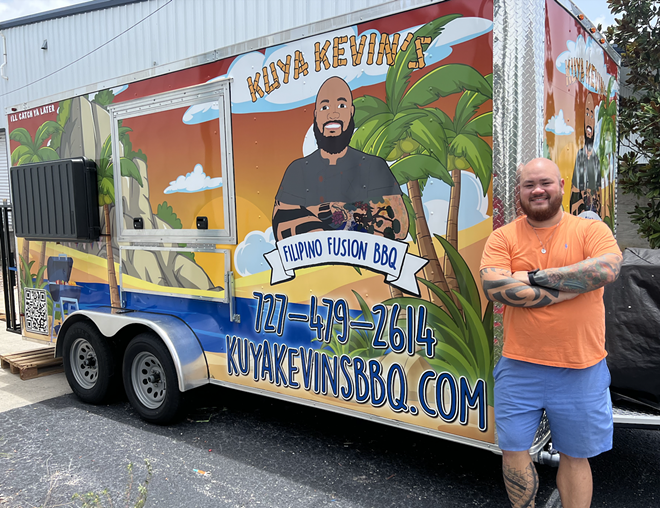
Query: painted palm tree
[
  {"left": 10, "top": 121, "right": 64, "bottom": 268},
  {"left": 598, "top": 77, "right": 617, "bottom": 230},
  {"left": 9, "top": 122, "right": 62, "bottom": 166},
  {"left": 351, "top": 14, "right": 492, "bottom": 302},
  {"left": 437, "top": 78, "right": 492, "bottom": 294},
  {"left": 98, "top": 132, "right": 143, "bottom": 307}
]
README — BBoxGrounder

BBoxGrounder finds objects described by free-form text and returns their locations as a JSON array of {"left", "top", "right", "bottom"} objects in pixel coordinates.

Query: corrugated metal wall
[
  {"left": 0, "top": 131, "right": 8, "bottom": 200},
  {"left": 0, "top": 130, "right": 11, "bottom": 230},
  {"left": 0, "top": 0, "right": 432, "bottom": 202}
]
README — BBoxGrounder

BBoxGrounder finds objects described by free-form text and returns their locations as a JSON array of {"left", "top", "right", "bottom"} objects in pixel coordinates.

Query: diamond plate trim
[
  {"left": 529, "top": 411, "right": 552, "bottom": 454},
  {"left": 613, "top": 405, "right": 660, "bottom": 418},
  {"left": 493, "top": 0, "right": 546, "bottom": 228},
  {"left": 613, "top": 402, "right": 660, "bottom": 427},
  {"left": 614, "top": 94, "right": 620, "bottom": 237}
]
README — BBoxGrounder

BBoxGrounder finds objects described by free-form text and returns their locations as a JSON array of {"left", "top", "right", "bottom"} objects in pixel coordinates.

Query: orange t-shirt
[{"left": 480, "top": 213, "right": 621, "bottom": 369}]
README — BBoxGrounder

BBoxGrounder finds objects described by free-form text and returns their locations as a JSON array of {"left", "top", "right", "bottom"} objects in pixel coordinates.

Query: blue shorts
[{"left": 494, "top": 356, "right": 613, "bottom": 458}]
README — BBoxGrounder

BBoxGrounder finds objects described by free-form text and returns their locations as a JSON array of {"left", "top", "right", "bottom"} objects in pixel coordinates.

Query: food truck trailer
[{"left": 4, "top": 0, "right": 660, "bottom": 461}]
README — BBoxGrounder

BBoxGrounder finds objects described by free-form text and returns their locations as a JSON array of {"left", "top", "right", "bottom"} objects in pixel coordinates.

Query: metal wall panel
[
  {"left": 0, "top": 0, "right": 429, "bottom": 134},
  {"left": 0, "top": 131, "right": 9, "bottom": 203},
  {"left": 492, "top": 0, "right": 546, "bottom": 227}
]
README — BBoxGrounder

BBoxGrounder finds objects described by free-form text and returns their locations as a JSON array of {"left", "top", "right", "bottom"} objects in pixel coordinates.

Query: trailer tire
[
  {"left": 123, "top": 333, "right": 183, "bottom": 424},
  {"left": 62, "top": 322, "right": 119, "bottom": 404}
]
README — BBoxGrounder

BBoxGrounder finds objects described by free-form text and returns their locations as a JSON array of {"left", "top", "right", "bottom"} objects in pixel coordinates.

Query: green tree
[
  {"left": 9, "top": 122, "right": 62, "bottom": 166},
  {"left": 432, "top": 78, "right": 492, "bottom": 295},
  {"left": 156, "top": 201, "right": 183, "bottom": 229},
  {"left": 352, "top": 14, "right": 492, "bottom": 302},
  {"left": 607, "top": 0, "right": 660, "bottom": 247},
  {"left": 92, "top": 89, "right": 153, "bottom": 301},
  {"left": 49, "top": 99, "right": 73, "bottom": 152},
  {"left": 156, "top": 201, "right": 195, "bottom": 261},
  {"left": 97, "top": 132, "right": 143, "bottom": 307},
  {"left": 598, "top": 77, "right": 617, "bottom": 231},
  {"left": 92, "top": 89, "right": 116, "bottom": 108}
]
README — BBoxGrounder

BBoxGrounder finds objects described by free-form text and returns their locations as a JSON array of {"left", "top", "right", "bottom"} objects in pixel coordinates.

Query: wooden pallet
[{"left": 0, "top": 348, "right": 63, "bottom": 380}]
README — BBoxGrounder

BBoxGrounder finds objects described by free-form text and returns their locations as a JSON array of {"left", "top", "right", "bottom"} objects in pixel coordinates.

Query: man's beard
[
  {"left": 314, "top": 116, "right": 355, "bottom": 155},
  {"left": 585, "top": 126, "right": 594, "bottom": 151},
  {"left": 520, "top": 192, "right": 563, "bottom": 222}
]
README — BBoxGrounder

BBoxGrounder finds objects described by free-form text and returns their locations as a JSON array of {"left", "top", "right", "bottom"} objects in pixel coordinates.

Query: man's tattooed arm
[
  {"left": 273, "top": 196, "right": 409, "bottom": 241},
  {"left": 527, "top": 253, "right": 622, "bottom": 293},
  {"left": 272, "top": 201, "right": 326, "bottom": 241},
  {"left": 480, "top": 268, "right": 579, "bottom": 308}
]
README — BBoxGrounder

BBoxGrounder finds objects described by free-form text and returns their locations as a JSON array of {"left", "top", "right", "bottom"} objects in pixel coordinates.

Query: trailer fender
[{"left": 56, "top": 308, "right": 209, "bottom": 392}]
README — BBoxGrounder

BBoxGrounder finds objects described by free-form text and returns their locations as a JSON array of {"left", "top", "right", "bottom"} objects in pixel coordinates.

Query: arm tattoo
[
  {"left": 503, "top": 462, "right": 539, "bottom": 508},
  {"left": 272, "top": 201, "right": 325, "bottom": 241},
  {"left": 480, "top": 268, "right": 562, "bottom": 308},
  {"left": 533, "top": 253, "right": 622, "bottom": 293}
]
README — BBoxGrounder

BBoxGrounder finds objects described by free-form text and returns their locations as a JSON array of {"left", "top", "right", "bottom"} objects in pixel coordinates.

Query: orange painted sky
[{"left": 122, "top": 107, "right": 225, "bottom": 229}]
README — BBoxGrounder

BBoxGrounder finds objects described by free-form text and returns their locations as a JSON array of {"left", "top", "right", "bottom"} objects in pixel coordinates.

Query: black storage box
[
  {"left": 604, "top": 248, "right": 660, "bottom": 410},
  {"left": 10, "top": 157, "right": 100, "bottom": 242}
]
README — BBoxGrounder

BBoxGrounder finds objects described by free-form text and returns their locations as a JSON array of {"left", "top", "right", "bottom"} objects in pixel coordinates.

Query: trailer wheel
[
  {"left": 123, "top": 333, "right": 183, "bottom": 424},
  {"left": 62, "top": 322, "right": 118, "bottom": 404}
]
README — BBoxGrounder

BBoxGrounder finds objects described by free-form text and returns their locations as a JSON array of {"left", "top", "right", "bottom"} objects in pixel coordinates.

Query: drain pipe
[
  {"left": 533, "top": 442, "right": 561, "bottom": 467},
  {"left": 0, "top": 32, "right": 7, "bottom": 80}
]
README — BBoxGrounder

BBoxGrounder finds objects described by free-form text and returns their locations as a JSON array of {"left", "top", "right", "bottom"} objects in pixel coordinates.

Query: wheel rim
[
  {"left": 70, "top": 337, "right": 98, "bottom": 389},
  {"left": 131, "top": 351, "right": 167, "bottom": 409}
]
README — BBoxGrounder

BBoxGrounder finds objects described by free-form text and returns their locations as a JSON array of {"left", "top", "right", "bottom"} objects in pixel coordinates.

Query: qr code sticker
[{"left": 24, "top": 288, "right": 49, "bottom": 335}]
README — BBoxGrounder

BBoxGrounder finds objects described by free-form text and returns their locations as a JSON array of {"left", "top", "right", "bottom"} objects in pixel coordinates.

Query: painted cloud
[
  {"left": 164, "top": 164, "right": 222, "bottom": 194},
  {"left": 182, "top": 101, "right": 219, "bottom": 125},
  {"left": 556, "top": 35, "right": 617, "bottom": 97},
  {"left": 415, "top": 172, "right": 490, "bottom": 237},
  {"left": 183, "top": 16, "right": 493, "bottom": 123},
  {"left": 234, "top": 227, "right": 277, "bottom": 276},
  {"left": 545, "top": 109, "right": 574, "bottom": 135}
]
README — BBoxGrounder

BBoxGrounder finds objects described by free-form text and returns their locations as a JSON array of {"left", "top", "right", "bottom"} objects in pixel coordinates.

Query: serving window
[{"left": 108, "top": 79, "right": 236, "bottom": 244}]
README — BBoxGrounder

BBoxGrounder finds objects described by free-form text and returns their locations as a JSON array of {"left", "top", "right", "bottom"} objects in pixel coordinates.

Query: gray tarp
[{"left": 605, "top": 248, "right": 660, "bottom": 410}]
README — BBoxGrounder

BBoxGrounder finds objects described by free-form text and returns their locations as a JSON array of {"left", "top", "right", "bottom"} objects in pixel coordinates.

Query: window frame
[{"left": 108, "top": 79, "right": 236, "bottom": 245}]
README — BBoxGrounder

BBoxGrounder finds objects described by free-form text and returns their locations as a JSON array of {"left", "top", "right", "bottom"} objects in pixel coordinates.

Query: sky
[
  {"left": 0, "top": 0, "right": 617, "bottom": 28},
  {"left": 0, "top": 0, "right": 86, "bottom": 22},
  {"left": 577, "top": 0, "right": 617, "bottom": 30}
]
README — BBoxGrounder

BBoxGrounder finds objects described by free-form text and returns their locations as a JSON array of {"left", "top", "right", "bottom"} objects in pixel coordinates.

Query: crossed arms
[{"left": 480, "top": 253, "right": 622, "bottom": 308}]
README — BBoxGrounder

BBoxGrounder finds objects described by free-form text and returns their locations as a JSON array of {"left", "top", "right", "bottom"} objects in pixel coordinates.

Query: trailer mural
[
  {"left": 544, "top": 0, "right": 618, "bottom": 227},
  {"left": 9, "top": 0, "right": 496, "bottom": 442}
]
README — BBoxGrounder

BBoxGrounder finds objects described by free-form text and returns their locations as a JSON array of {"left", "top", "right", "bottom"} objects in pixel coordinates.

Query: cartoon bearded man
[
  {"left": 570, "top": 93, "right": 601, "bottom": 215},
  {"left": 272, "top": 76, "right": 409, "bottom": 241}
]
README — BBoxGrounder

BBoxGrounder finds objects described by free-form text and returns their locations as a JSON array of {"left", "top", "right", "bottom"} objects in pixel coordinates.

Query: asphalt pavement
[{"left": 0, "top": 366, "right": 660, "bottom": 508}]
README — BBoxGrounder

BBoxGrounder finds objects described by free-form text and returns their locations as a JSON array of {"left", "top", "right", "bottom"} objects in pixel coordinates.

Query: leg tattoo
[{"left": 503, "top": 462, "right": 539, "bottom": 508}]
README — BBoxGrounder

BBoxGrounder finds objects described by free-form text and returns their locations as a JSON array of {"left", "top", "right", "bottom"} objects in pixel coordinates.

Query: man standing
[
  {"left": 272, "top": 76, "right": 408, "bottom": 241},
  {"left": 480, "top": 158, "right": 621, "bottom": 508},
  {"left": 570, "top": 93, "right": 601, "bottom": 215}
]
